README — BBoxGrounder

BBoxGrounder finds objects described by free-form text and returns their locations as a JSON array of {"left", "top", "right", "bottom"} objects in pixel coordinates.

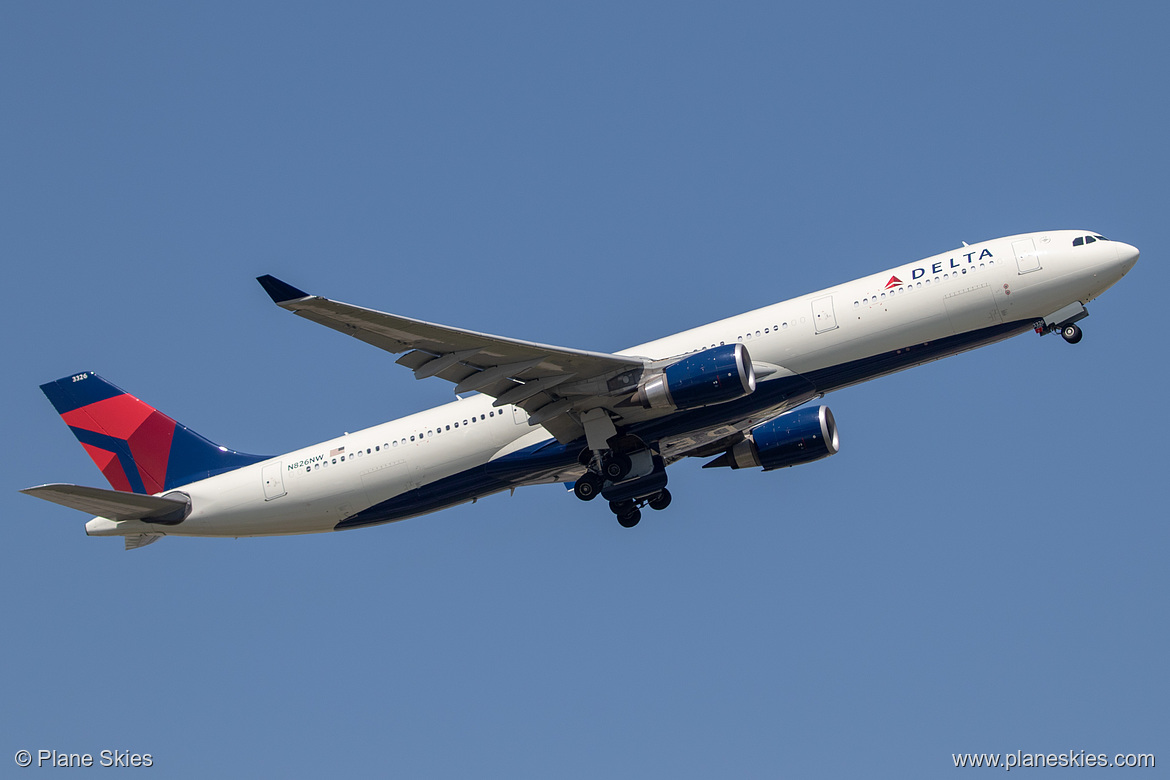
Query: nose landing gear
[
  {"left": 1061, "top": 323, "right": 1083, "bottom": 344},
  {"left": 1035, "top": 302, "right": 1088, "bottom": 345}
]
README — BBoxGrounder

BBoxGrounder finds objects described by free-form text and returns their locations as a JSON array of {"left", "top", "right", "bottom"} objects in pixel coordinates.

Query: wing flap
[{"left": 21, "top": 483, "right": 189, "bottom": 523}]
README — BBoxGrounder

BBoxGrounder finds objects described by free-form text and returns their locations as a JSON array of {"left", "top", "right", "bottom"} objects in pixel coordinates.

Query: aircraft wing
[{"left": 258, "top": 276, "right": 649, "bottom": 442}]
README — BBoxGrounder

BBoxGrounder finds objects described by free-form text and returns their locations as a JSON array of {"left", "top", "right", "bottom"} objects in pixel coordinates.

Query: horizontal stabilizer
[{"left": 20, "top": 483, "right": 190, "bottom": 524}]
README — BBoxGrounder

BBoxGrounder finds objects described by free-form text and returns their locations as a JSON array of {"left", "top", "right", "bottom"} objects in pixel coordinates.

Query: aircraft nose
[{"left": 1114, "top": 241, "right": 1140, "bottom": 271}]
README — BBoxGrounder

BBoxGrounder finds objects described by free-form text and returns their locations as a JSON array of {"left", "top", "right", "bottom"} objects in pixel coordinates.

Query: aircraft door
[
  {"left": 1013, "top": 238, "right": 1042, "bottom": 274},
  {"left": 262, "top": 462, "right": 287, "bottom": 500},
  {"left": 812, "top": 295, "right": 838, "bottom": 333}
]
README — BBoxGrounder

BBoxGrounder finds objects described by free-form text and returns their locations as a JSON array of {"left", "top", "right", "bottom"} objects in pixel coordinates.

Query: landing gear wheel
[
  {"left": 1061, "top": 323, "right": 1083, "bottom": 344},
  {"left": 648, "top": 489, "right": 672, "bottom": 511},
  {"left": 617, "top": 507, "right": 642, "bottom": 528},
  {"left": 609, "top": 499, "right": 642, "bottom": 527},
  {"left": 603, "top": 452, "right": 632, "bottom": 481},
  {"left": 573, "top": 473, "right": 603, "bottom": 501}
]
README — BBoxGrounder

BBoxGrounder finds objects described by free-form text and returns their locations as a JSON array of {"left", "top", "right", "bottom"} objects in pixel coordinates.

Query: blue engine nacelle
[
  {"left": 635, "top": 343, "right": 756, "bottom": 411},
  {"left": 705, "top": 405, "right": 840, "bottom": 471}
]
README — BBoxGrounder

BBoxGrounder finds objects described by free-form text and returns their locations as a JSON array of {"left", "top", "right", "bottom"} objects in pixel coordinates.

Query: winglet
[{"left": 257, "top": 275, "right": 311, "bottom": 304}]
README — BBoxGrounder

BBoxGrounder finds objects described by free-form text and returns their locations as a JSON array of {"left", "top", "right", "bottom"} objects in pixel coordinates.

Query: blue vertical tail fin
[{"left": 40, "top": 372, "right": 268, "bottom": 494}]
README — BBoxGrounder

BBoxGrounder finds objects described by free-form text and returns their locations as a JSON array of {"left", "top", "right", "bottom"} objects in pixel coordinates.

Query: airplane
[{"left": 22, "top": 230, "right": 1138, "bottom": 549}]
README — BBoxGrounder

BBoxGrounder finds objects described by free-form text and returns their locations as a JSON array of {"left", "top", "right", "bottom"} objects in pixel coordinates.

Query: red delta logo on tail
[
  {"left": 61, "top": 392, "right": 176, "bottom": 494},
  {"left": 39, "top": 372, "right": 266, "bottom": 494}
]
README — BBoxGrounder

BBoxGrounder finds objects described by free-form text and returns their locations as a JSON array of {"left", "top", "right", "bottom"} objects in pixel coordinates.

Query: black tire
[
  {"left": 609, "top": 499, "right": 634, "bottom": 515},
  {"left": 1062, "top": 323, "right": 1083, "bottom": 344},
  {"left": 617, "top": 508, "right": 642, "bottom": 528},
  {"left": 574, "top": 473, "right": 602, "bottom": 501},
  {"left": 603, "top": 452, "right": 632, "bottom": 481},
  {"left": 648, "top": 489, "right": 672, "bottom": 511}
]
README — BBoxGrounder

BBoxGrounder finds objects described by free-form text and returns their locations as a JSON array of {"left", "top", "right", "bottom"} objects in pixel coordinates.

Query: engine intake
[
  {"left": 705, "top": 405, "right": 839, "bottom": 471},
  {"left": 635, "top": 343, "right": 756, "bottom": 411}
]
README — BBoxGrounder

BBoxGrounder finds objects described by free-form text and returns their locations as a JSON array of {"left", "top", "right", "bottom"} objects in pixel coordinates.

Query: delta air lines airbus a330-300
[{"left": 24, "top": 231, "right": 1138, "bottom": 549}]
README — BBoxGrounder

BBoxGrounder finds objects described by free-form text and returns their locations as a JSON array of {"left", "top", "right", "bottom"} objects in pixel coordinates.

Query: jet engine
[
  {"left": 705, "top": 405, "right": 839, "bottom": 471},
  {"left": 634, "top": 343, "right": 756, "bottom": 411}
]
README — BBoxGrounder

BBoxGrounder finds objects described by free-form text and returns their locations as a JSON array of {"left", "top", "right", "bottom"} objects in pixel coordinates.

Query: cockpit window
[
  {"left": 1073, "top": 237, "right": 1084, "bottom": 246},
  {"left": 1073, "top": 234, "right": 1110, "bottom": 247},
  {"left": 1085, "top": 236, "right": 1096, "bottom": 244},
  {"left": 1094, "top": 234, "right": 1109, "bottom": 241}
]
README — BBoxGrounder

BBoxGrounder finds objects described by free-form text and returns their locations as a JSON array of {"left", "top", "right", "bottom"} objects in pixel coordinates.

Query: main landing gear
[
  {"left": 573, "top": 449, "right": 637, "bottom": 499},
  {"left": 573, "top": 409, "right": 673, "bottom": 528},
  {"left": 607, "top": 488, "right": 672, "bottom": 528},
  {"left": 573, "top": 449, "right": 671, "bottom": 528},
  {"left": 573, "top": 472, "right": 603, "bottom": 501}
]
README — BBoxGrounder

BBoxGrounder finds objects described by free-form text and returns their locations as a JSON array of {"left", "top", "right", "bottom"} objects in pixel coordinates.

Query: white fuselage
[{"left": 86, "top": 230, "right": 1138, "bottom": 539}]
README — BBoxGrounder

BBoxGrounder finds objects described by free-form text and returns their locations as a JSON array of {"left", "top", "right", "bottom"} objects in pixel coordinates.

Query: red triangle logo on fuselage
[{"left": 885, "top": 275, "right": 903, "bottom": 289}]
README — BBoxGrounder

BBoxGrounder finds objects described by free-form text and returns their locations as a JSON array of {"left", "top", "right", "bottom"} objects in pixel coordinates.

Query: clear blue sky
[{"left": 3, "top": 2, "right": 1166, "bottom": 777}]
